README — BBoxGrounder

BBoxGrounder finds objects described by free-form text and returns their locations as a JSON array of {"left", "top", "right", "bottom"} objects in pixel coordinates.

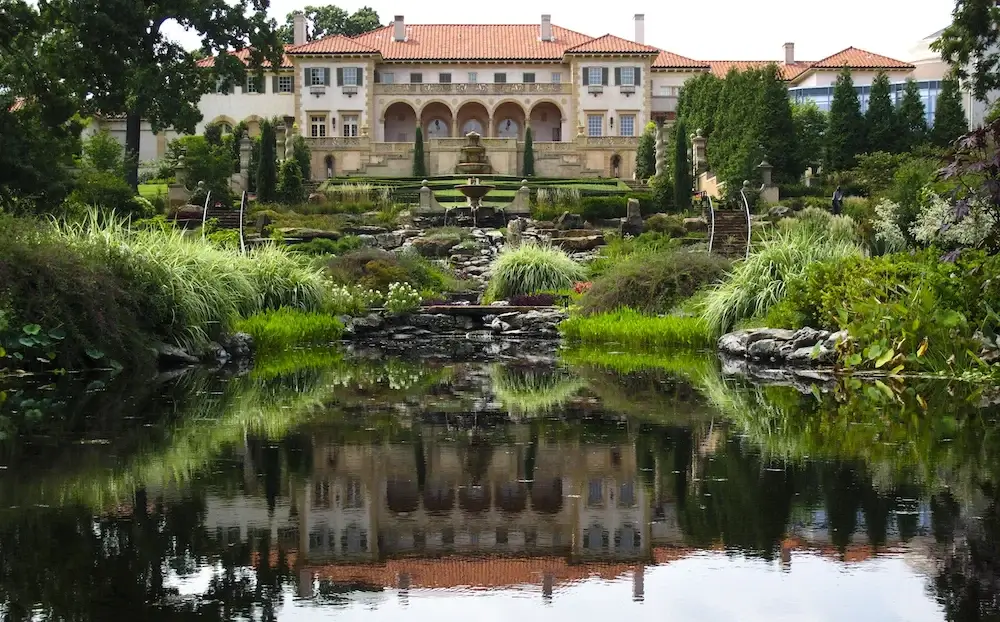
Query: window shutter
[
  {"left": 357, "top": 68, "right": 363, "bottom": 86},
  {"left": 229, "top": 82, "right": 235, "bottom": 94},
  {"left": 336, "top": 68, "right": 344, "bottom": 86},
  {"left": 289, "top": 76, "right": 295, "bottom": 91},
  {"left": 272, "top": 76, "right": 279, "bottom": 92},
  {"left": 582, "top": 67, "right": 589, "bottom": 86},
  {"left": 635, "top": 67, "right": 641, "bottom": 85},
  {"left": 259, "top": 75, "right": 266, "bottom": 93},
  {"left": 323, "top": 68, "right": 331, "bottom": 86},
  {"left": 614, "top": 68, "right": 621, "bottom": 86},
  {"left": 602, "top": 67, "right": 609, "bottom": 85},
  {"left": 305, "top": 67, "right": 312, "bottom": 86}
]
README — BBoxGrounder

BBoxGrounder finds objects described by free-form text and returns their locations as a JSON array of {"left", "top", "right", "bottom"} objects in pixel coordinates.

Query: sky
[{"left": 165, "top": 0, "right": 955, "bottom": 62}]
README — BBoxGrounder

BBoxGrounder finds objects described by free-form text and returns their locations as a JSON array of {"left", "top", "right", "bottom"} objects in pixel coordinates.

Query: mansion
[{"left": 94, "top": 14, "right": 940, "bottom": 179}]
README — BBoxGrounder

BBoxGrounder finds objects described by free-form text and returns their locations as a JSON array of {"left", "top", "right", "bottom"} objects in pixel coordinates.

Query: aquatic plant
[
  {"left": 560, "top": 308, "right": 716, "bottom": 349},
  {"left": 232, "top": 308, "right": 343, "bottom": 351},
  {"left": 484, "top": 242, "right": 586, "bottom": 302},
  {"left": 384, "top": 282, "right": 422, "bottom": 315},
  {"left": 490, "top": 365, "right": 586, "bottom": 416}
]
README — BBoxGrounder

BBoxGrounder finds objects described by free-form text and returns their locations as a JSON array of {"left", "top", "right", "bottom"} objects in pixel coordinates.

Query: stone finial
[
  {"left": 521, "top": 179, "right": 528, "bottom": 186},
  {"left": 421, "top": 179, "right": 429, "bottom": 187}
]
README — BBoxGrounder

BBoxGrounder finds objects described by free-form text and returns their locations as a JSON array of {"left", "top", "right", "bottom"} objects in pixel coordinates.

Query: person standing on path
[{"left": 832, "top": 186, "right": 844, "bottom": 215}]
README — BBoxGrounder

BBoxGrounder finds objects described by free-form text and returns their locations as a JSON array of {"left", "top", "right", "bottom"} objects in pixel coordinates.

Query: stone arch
[
  {"left": 243, "top": 114, "right": 264, "bottom": 137},
  {"left": 423, "top": 481, "right": 455, "bottom": 513},
  {"left": 456, "top": 101, "right": 490, "bottom": 137},
  {"left": 208, "top": 115, "right": 238, "bottom": 134},
  {"left": 419, "top": 100, "right": 454, "bottom": 138},
  {"left": 496, "top": 482, "right": 528, "bottom": 513},
  {"left": 382, "top": 101, "right": 417, "bottom": 143},
  {"left": 324, "top": 154, "right": 335, "bottom": 178},
  {"left": 458, "top": 484, "right": 491, "bottom": 513},
  {"left": 492, "top": 100, "right": 527, "bottom": 139},
  {"left": 610, "top": 153, "right": 622, "bottom": 178},
  {"left": 528, "top": 100, "right": 564, "bottom": 142}
]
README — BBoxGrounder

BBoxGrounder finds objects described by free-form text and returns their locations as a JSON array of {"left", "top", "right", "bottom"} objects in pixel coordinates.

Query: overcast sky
[{"left": 167, "top": 0, "right": 954, "bottom": 62}]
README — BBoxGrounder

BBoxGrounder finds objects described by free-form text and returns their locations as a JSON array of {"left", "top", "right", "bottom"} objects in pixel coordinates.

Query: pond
[{"left": 0, "top": 349, "right": 997, "bottom": 621}]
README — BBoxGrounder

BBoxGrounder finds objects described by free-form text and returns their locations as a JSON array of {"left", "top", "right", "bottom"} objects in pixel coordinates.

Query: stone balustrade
[{"left": 375, "top": 82, "right": 571, "bottom": 96}]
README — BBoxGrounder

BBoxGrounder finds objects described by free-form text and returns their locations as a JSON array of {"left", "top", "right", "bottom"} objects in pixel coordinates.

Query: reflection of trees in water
[{"left": 933, "top": 485, "right": 1000, "bottom": 621}]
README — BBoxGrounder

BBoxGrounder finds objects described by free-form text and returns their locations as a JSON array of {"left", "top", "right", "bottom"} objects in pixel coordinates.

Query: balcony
[
  {"left": 651, "top": 95, "right": 678, "bottom": 113},
  {"left": 374, "top": 82, "right": 571, "bottom": 96}
]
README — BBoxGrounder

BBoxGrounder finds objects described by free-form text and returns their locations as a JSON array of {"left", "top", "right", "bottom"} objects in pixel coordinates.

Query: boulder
[
  {"left": 786, "top": 344, "right": 836, "bottom": 365},
  {"left": 375, "top": 232, "right": 403, "bottom": 250},
  {"left": 560, "top": 228, "right": 604, "bottom": 238},
  {"left": 345, "top": 313, "right": 385, "bottom": 336},
  {"left": 823, "top": 330, "right": 849, "bottom": 350},
  {"left": 221, "top": 332, "right": 254, "bottom": 359},
  {"left": 342, "top": 225, "right": 389, "bottom": 236},
  {"left": 154, "top": 342, "right": 199, "bottom": 366},
  {"left": 555, "top": 212, "right": 584, "bottom": 230},
  {"left": 507, "top": 218, "right": 527, "bottom": 246},
  {"left": 276, "top": 227, "right": 341, "bottom": 241},
  {"left": 307, "top": 192, "right": 326, "bottom": 204},
  {"left": 747, "top": 338, "right": 782, "bottom": 361},
  {"left": 745, "top": 328, "right": 796, "bottom": 345},
  {"left": 412, "top": 236, "right": 460, "bottom": 257},
  {"left": 619, "top": 198, "right": 644, "bottom": 237},
  {"left": 768, "top": 205, "right": 792, "bottom": 221},
  {"left": 552, "top": 235, "right": 605, "bottom": 251},
  {"left": 718, "top": 330, "right": 751, "bottom": 356},
  {"left": 357, "top": 234, "right": 379, "bottom": 247},
  {"left": 255, "top": 212, "right": 273, "bottom": 237},
  {"left": 170, "top": 204, "right": 203, "bottom": 222},
  {"left": 683, "top": 217, "right": 708, "bottom": 233}
]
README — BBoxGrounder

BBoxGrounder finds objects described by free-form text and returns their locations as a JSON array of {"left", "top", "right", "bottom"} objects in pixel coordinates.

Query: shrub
[
  {"left": 277, "top": 158, "right": 304, "bottom": 204},
  {"left": 384, "top": 282, "right": 422, "bottom": 315},
  {"left": 484, "top": 242, "right": 587, "bottom": 302},
  {"left": 291, "top": 135, "right": 311, "bottom": 181},
  {"left": 68, "top": 170, "right": 153, "bottom": 220},
  {"left": 508, "top": 292, "right": 560, "bottom": 306},
  {"left": 579, "top": 249, "right": 730, "bottom": 316},
  {"left": 288, "top": 236, "right": 363, "bottom": 257},
  {"left": 325, "top": 248, "right": 462, "bottom": 294},
  {"left": 167, "top": 135, "right": 235, "bottom": 203},
  {"left": 256, "top": 120, "right": 278, "bottom": 203},
  {"left": 700, "top": 229, "right": 864, "bottom": 333},
  {"left": 523, "top": 127, "right": 535, "bottom": 176},
  {"left": 777, "top": 207, "right": 859, "bottom": 245},
  {"left": 644, "top": 213, "right": 687, "bottom": 237},
  {"left": 587, "top": 232, "right": 681, "bottom": 278},
  {"left": 560, "top": 308, "right": 716, "bottom": 348},
  {"left": 233, "top": 308, "right": 343, "bottom": 350}
]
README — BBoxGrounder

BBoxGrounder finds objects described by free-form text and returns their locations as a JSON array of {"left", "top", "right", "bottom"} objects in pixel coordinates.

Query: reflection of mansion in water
[{"left": 202, "top": 426, "right": 934, "bottom": 595}]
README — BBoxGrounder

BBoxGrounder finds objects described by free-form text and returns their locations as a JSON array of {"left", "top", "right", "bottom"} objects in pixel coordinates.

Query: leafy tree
[
  {"left": 256, "top": 119, "right": 277, "bottom": 202},
  {"left": 672, "top": 119, "right": 691, "bottom": 211},
  {"left": 167, "top": 135, "right": 234, "bottom": 202},
  {"left": 897, "top": 79, "right": 928, "bottom": 150},
  {"left": 291, "top": 135, "right": 311, "bottom": 182},
  {"left": 792, "top": 102, "right": 827, "bottom": 173},
  {"left": 826, "top": 68, "right": 866, "bottom": 171},
  {"left": 932, "top": 0, "right": 1000, "bottom": 102},
  {"left": 865, "top": 71, "right": 898, "bottom": 153},
  {"left": 931, "top": 77, "right": 969, "bottom": 147},
  {"left": 79, "top": 129, "right": 125, "bottom": 176},
  {"left": 278, "top": 5, "right": 381, "bottom": 43},
  {"left": 523, "top": 126, "right": 535, "bottom": 176},
  {"left": 277, "top": 158, "right": 304, "bottom": 204},
  {"left": 39, "top": 0, "right": 284, "bottom": 190},
  {"left": 757, "top": 64, "right": 801, "bottom": 183},
  {"left": 676, "top": 73, "right": 724, "bottom": 144},
  {"left": 412, "top": 127, "right": 426, "bottom": 177},
  {"left": 203, "top": 122, "right": 224, "bottom": 147},
  {"left": 635, "top": 122, "right": 657, "bottom": 180}
]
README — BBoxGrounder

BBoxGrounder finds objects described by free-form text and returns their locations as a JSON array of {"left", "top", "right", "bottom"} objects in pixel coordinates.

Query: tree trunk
[{"left": 125, "top": 110, "right": 142, "bottom": 190}]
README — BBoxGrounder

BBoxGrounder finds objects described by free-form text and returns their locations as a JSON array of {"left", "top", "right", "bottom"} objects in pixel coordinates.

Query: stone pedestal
[
  {"left": 654, "top": 121, "right": 666, "bottom": 177},
  {"left": 275, "top": 124, "right": 287, "bottom": 162},
  {"left": 238, "top": 132, "right": 252, "bottom": 191},
  {"left": 691, "top": 130, "right": 707, "bottom": 175}
]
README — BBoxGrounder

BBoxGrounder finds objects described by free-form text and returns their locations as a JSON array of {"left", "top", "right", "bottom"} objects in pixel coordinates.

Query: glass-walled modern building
[{"left": 788, "top": 80, "right": 943, "bottom": 125}]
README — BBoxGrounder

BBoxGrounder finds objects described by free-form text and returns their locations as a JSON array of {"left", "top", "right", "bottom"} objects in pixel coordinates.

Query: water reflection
[{"left": 0, "top": 353, "right": 998, "bottom": 620}]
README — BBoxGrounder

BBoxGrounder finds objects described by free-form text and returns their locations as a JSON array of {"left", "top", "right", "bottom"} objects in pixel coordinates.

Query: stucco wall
[
  {"left": 793, "top": 69, "right": 913, "bottom": 88},
  {"left": 294, "top": 59, "right": 372, "bottom": 137},
  {"left": 573, "top": 59, "right": 653, "bottom": 137},
  {"left": 376, "top": 63, "right": 567, "bottom": 85},
  {"left": 196, "top": 73, "right": 295, "bottom": 134}
]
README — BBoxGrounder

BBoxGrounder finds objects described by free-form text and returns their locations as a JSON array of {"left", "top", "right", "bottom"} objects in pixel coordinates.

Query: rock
[
  {"left": 555, "top": 212, "right": 584, "bottom": 230},
  {"left": 255, "top": 212, "right": 272, "bottom": 237},
  {"left": 169, "top": 204, "right": 203, "bottom": 222},
  {"left": 745, "top": 328, "right": 796, "bottom": 345},
  {"left": 155, "top": 342, "right": 199, "bottom": 366},
  {"left": 357, "top": 234, "right": 378, "bottom": 247},
  {"left": 718, "top": 331, "right": 751, "bottom": 356},
  {"left": 345, "top": 313, "right": 384, "bottom": 336},
  {"left": 203, "top": 341, "right": 229, "bottom": 364},
  {"left": 747, "top": 338, "right": 782, "bottom": 361},
  {"left": 221, "top": 332, "right": 254, "bottom": 359},
  {"left": 412, "top": 236, "right": 460, "bottom": 257},
  {"left": 276, "top": 227, "right": 341, "bottom": 241},
  {"left": 342, "top": 225, "right": 388, "bottom": 236},
  {"left": 552, "top": 235, "right": 605, "bottom": 252},
  {"left": 307, "top": 192, "right": 326, "bottom": 204},
  {"left": 620, "top": 198, "right": 644, "bottom": 237},
  {"left": 787, "top": 344, "right": 835, "bottom": 365},
  {"left": 683, "top": 217, "right": 708, "bottom": 233},
  {"left": 507, "top": 218, "right": 527, "bottom": 246},
  {"left": 768, "top": 205, "right": 792, "bottom": 221},
  {"left": 490, "top": 317, "right": 512, "bottom": 333},
  {"left": 823, "top": 330, "right": 849, "bottom": 350}
]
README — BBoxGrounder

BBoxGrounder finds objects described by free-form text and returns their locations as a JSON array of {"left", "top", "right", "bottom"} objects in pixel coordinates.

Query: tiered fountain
[{"left": 455, "top": 131, "right": 492, "bottom": 175}]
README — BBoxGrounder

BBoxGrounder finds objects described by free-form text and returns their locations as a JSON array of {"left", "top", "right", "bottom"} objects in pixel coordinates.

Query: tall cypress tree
[
  {"left": 412, "top": 126, "right": 426, "bottom": 177},
  {"left": 758, "top": 63, "right": 801, "bottom": 182},
  {"left": 865, "top": 70, "right": 898, "bottom": 153},
  {"left": 256, "top": 119, "right": 277, "bottom": 202},
  {"left": 826, "top": 67, "right": 866, "bottom": 170},
  {"left": 523, "top": 126, "right": 535, "bottom": 176},
  {"left": 931, "top": 77, "right": 969, "bottom": 147},
  {"left": 897, "top": 79, "right": 928, "bottom": 151},
  {"left": 635, "top": 122, "right": 656, "bottom": 180},
  {"left": 673, "top": 119, "right": 692, "bottom": 210}
]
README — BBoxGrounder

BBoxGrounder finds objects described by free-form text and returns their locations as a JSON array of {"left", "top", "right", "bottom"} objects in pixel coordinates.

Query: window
[
  {"left": 619, "top": 114, "right": 635, "bottom": 137},
  {"left": 342, "top": 66, "right": 358, "bottom": 86},
  {"left": 523, "top": 72, "right": 535, "bottom": 84},
  {"left": 345, "top": 477, "right": 363, "bottom": 508},
  {"left": 439, "top": 72, "right": 452, "bottom": 84},
  {"left": 468, "top": 72, "right": 478, "bottom": 83},
  {"left": 310, "top": 115, "right": 327, "bottom": 138},
  {"left": 659, "top": 85, "right": 679, "bottom": 97},
  {"left": 309, "top": 68, "right": 326, "bottom": 86},
  {"left": 278, "top": 75, "right": 293, "bottom": 93},
  {"left": 342, "top": 114, "right": 359, "bottom": 137},
  {"left": 587, "top": 114, "right": 603, "bottom": 137},
  {"left": 551, "top": 72, "right": 561, "bottom": 84},
  {"left": 410, "top": 72, "right": 423, "bottom": 84},
  {"left": 494, "top": 72, "right": 507, "bottom": 84},
  {"left": 588, "top": 67, "right": 603, "bottom": 86},
  {"left": 619, "top": 480, "right": 636, "bottom": 506},
  {"left": 588, "top": 478, "right": 603, "bottom": 506},
  {"left": 620, "top": 66, "right": 635, "bottom": 86},
  {"left": 379, "top": 71, "right": 394, "bottom": 84},
  {"left": 245, "top": 76, "right": 260, "bottom": 93}
]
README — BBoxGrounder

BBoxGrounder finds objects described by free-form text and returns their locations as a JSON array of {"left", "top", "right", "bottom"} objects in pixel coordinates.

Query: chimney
[
  {"left": 540, "top": 14, "right": 552, "bottom": 42},
  {"left": 292, "top": 11, "right": 307, "bottom": 46},
  {"left": 393, "top": 15, "right": 405, "bottom": 42},
  {"left": 784, "top": 42, "right": 795, "bottom": 65},
  {"left": 634, "top": 14, "right": 645, "bottom": 45}
]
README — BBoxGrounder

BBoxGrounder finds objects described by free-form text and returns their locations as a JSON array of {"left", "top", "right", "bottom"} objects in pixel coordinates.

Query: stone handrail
[
  {"left": 375, "top": 82, "right": 570, "bottom": 96},
  {"left": 582, "top": 136, "right": 640, "bottom": 147},
  {"left": 371, "top": 142, "right": 412, "bottom": 154},
  {"left": 532, "top": 142, "right": 576, "bottom": 153},
  {"left": 310, "top": 137, "right": 368, "bottom": 149}
]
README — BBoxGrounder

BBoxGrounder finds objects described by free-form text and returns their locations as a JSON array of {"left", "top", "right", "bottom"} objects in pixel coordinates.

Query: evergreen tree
[
  {"left": 865, "top": 71, "right": 898, "bottom": 153},
  {"left": 412, "top": 126, "right": 426, "bottom": 177},
  {"left": 291, "top": 134, "right": 311, "bottom": 181},
  {"left": 676, "top": 73, "right": 724, "bottom": 143},
  {"left": 277, "top": 158, "right": 304, "bottom": 204},
  {"left": 826, "top": 67, "right": 866, "bottom": 171},
  {"left": 792, "top": 102, "right": 827, "bottom": 173},
  {"left": 256, "top": 119, "right": 277, "bottom": 202},
  {"left": 673, "top": 119, "right": 692, "bottom": 210},
  {"left": 897, "top": 79, "right": 928, "bottom": 151},
  {"left": 635, "top": 122, "right": 657, "bottom": 180},
  {"left": 931, "top": 77, "right": 969, "bottom": 147},
  {"left": 523, "top": 126, "right": 535, "bottom": 176},
  {"left": 758, "top": 64, "right": 801, "bottom": 183}
]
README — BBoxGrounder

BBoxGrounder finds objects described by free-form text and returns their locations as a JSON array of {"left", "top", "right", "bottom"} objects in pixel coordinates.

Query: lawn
[{"left": 138, "top": 183, "right": 168, "bottom": 199}]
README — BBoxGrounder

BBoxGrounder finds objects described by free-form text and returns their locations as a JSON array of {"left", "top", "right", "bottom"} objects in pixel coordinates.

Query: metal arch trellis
[
  {"left": 739, "top": 187, "right": 752, "bottom": 260},
  {"left": 706, "top": 193, "right": 716, "bottom": 254},
  {"left": 239, "top": 191, "right": 247, "bottom": 254},
  {"left": 200, "top": 190, "right": 212, "bottom": 240}
]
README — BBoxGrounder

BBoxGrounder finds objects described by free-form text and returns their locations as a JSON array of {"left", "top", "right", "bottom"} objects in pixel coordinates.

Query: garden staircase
[
  {"left": 623, "top": 180, "right": 648, "bottom": 192},
  {"left": 203, "top": 208, "right": 245, "bottom": 230},
  {"left": 708, "top": 209, "right": 751, "bottom": 259}
]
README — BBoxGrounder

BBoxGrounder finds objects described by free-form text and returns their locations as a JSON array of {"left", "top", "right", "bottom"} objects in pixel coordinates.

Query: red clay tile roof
[
  {"left": 8, "top": 97, "right": 25, "bottom": 112},
  {"left": 707, "top": 60, "right": 813, "bottom": 80},
  {"left": 196, "top": 46, "right": 294, "bottom": 70},
  {"left": 350, "top": 24, "right": 593, "bottom": 61},
  {"left": 288, "top": 35, "right": 379, "bottom": 55},
  {"left": 565, "top": 34, "right": 660, "bottom": 55},
  {"left": 652, "top": 50, "right": 710, "bottom": 70},
  {"left": 810, "top": 46, "right": 914, "bottom": 70}
]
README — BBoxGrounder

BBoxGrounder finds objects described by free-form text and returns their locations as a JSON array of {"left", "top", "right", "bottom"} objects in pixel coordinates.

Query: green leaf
[
  {"left": 0, "top": 347, "right": 5, "bottom": 358},
  {"left": 865, "top": 344, "right": 883, "bottom": 361},
  {"left": 874, "top": 379, "right": 895, "bottom": 400},
  {"left": 846, "top": 353, "right": 863, "bottom": 367},
  {"left": 18, "top": 336, "right": 36, "bottom": 348},
  {"left": 47, "top": 328, "right": 66, "bottom": 341},
  {"left": 875, "top": 348, "right": 895, "bottom": 369},
  {"left": 84, "top": 348, "right": 105, "bottom": 360},
  {"left": 21, "top": 324, "right": 41, "bottom": 336}
]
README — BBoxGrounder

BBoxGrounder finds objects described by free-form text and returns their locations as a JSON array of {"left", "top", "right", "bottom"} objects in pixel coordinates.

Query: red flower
[{"left": 573, "top": 281, "right": 593, "bottom": 294}]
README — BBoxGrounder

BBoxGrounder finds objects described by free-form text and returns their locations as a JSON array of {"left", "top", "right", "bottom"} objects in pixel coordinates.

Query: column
[
  {"left": 654, "top": 120, "right": 666, "bottom": 177},
  {"left": 487, "top": 114, "right": 495, "bottom": 138},
  {"left": 633, "top": 564, "right": 645, "bottom": 601}
]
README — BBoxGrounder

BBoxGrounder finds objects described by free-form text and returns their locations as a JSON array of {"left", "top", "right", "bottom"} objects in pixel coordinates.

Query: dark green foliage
[
  {"left": 643, "top": 213, "right": 687, "bottom": 237},
  {"left": 931, "top": 77, "right": 969, "bottom": 148},
  {"left": 278, "top": 5, "right": 381, "bottom": 43},
  {"left": 792, "top": 102, "right": 827, "bottom": 173},
  {"left": 288, "top": 235, "right": 363, "bottom": 256},
  {"left": 249, "top": 135, "right": 261, "bottom": 193},
  {"left": 68, "top": 170, "right": 146, "bottom": 217},
  {"left": 325, "top": 248, "right": 458, "bottom": 294},
  {"left": 897, "top": 79, "right": 928, "bottom": 150},
  {"left": 256, "top": 119, "right": 278, "bottom": 202},
  {"left": 229, "top": 120, "right": 249, "bottom": 172},
  {"left": 673, "top": 119, "right": 692, "bottom": 210},
  {"left": 292, "top": 135, "right": 311, "bottom": 181},
  {"left": 277, "top": 158, "right": 304, "bottom": 204},
  {"left": 412, "top": 127, "right": 427, "bottom": 177},
  {"left": 80, "top": 130, "right": 125, "bottom": 176},
  {"left": 203, "top": 122, "right": 224, "bottom": 147},
  {"left": 635, "top": 122, "right": 656, "bottom": 180},
  {"left": 758, "top": 64, "right": 801, "bottom": 183},
  {"left": 932, "top": 0, "right": 1000, "bottom": 101},
  {"left": 649, "top": 175, "right": 674, "bottom": 214},
  {"left": 865, "top": 71, "right": 898, "bottom": 153},
  {"left": 676, "top": 73, "right": 724, "bottom": 144},
  {"left": 169, "top": 135, "right": 234, "bottom": 203},
  {"left": 851, "top": 151, "right": 913, "bottom": 197},
  {"left": 578, "top": 249, "right": 730, "bottom": 316},
  {"left": 523, "top": 126, "right": 535, "bottom": 176},
  {"left": 826, "top": 68, "right": 866, "bottom": 171}
]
